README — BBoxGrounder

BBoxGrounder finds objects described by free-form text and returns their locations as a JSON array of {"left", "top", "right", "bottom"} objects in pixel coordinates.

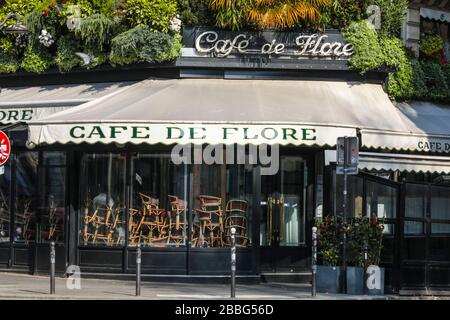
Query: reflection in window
[
  {"left": 430, "top": 187, "right": 450, "bottom": 220},
  {"left": 0, "top": 160, "right": 11, "bottom": 243},
  {"left": 404, "top": 221, "right": 424, "bottom": 235},
  {"left": 14, "top": 153, "right": 38, "bottom": 243},
  {"left": 432, "top": 223, "right": 450, "bottom": 234},
  {"left": 39, "top": 152, "right": 65, "bottom": 243},
  {"left": 129, "top": 153, "right": 187, "bottom": 247},
  {"left": 366, "top": 181, "right": 396, "bottom": 219},
  {"left": 192, "top": 164, "right": 253, "bottom": 248},
  {"left": 80, "top": 153, "right": 126, "bottom": 246},
  {"left": 405, "top": 185, "right": 426, "bottom": 218},
  {"left": 333, "top": 172, "right": 363, "bottom": 218}
]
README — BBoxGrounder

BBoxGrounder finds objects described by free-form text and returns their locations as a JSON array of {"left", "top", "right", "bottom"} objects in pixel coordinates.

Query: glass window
[
  {"left": 129, "top": 153, "right": 187, "bottom": 247},
  {"left": 365, "top": 181, "right": 397, "bottom": 220},
  {"left": 39, "top": 152, "right": 66, "bottom": 243},
  {"left": 192, "top": 162, "right": 253, "bottom": 248},
  {"left": 405, "top": 184, "right": 427, "bottom": 219},
  {"left": 404, "top": 221, "right": 424, "bottom": 235},
  {"left": 80, "top": 153, "right": 126, "bottom": 247},
  {"left": 430, "top": 186, "right": 450, "bottom": 221},
  {"left": 333, "top": 172, "right": 363, "bottom": 218},
  {"left": 14, "top": 152, "right": 39, "bottom": 243},
  {"left": 0, "top": 159, "right": 11, "bottom": 243}
]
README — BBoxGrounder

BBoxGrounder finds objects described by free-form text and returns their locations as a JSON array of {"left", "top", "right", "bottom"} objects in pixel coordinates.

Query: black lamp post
[{"left": 0, "top": 12, "right": 29, "bottom": 34}]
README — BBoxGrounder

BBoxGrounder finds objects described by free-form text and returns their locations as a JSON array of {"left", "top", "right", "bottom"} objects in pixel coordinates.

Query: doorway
[
  {"left": 259, "top": 156, "right": 309, "bottom": 272},
  {"left": 401, "top": 183, "right": 450, "bottom": 292}
]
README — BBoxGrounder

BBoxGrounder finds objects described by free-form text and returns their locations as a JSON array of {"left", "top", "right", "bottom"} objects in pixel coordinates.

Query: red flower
[
  {"left": 439, "top": 49, "right": 448, "bottom": 65},
  {"left": 49, "top": 2, "right": 56, "bottom": 8},
  {"left": 43, "top": 9, "right": 49, "bottom": 16},
  {"left": 370, "top": 216, "right": 377, "bottom": 225}
]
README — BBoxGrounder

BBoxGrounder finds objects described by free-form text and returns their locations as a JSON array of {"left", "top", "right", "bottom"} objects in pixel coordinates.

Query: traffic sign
[
  {"left": 336, "top": 136, "right": 359, "bottom": 175},
  {"left": 0, "top": 130, "right": 11, "bottom": 166}
]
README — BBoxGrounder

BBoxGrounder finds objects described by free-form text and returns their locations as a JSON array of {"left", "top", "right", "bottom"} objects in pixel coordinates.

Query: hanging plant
[
  {"left": 109, "top": 25, "right": 181, "bottom": 66},
  {"left": 75, "top": 13, "right": 117, "bottom": 51},
  {"left": 55, "top": 34, "right": 81, "bottom": 72}
]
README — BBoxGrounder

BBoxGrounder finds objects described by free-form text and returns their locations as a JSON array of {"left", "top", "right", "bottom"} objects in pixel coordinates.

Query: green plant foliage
[
  {"left": 21, "top": 45, "right": 53, "bottom": 73},
  {"left": 347, "top": 217, "right": 385, "bottom": 267},
  {"left": 344, "top": 20, "right": 383, "bottom": 73},
  {"left": 367, "top": 0, "right": 408, "bottom": 37},
  {"left": 410, "top": 58, "right": 428, "bottom": 98},
  {"left": 0, "top": 51, "right": 20, "bottom": 73},
  {"left": 419, "top": 34, "right": 444, "bottom": 58},
  {"left": 322, "top": 0, "right": 367, "bottom": 30},
  {"left": 317, "top": 216, "right": 341, "bottom": 266},
  {"left": 421, "top": 61, "right": 449, "bottom": 101},
  {"left": 177, "top": 0, "right": 214, "bottom": 26},
  {"left": 380, "top": 37, "right": 415, "bottom": 100},
  {"left": 0, "top": 0, "right": 38, "bottom": 18},
  {"left": 75, "top": 13, "right": 116, "bottom": 51},
  {"left": 109, "top": 25, "right": 181, "bottom": 66},
  {"left": 211, "top": 0, "right": 247, "bottom": 31},
  {"left": 55, "top": 34, "right": 81, "bottom": 72},
  {"left": 124, "top": 0, "right": 178, "bottom": 32},
  {"left": 62, "top": 0, "right": 118, "bottom": 17}
]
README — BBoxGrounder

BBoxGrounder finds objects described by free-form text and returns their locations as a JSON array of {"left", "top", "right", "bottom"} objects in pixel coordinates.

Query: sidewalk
[{"left": 0, "top": 272, "right": 395, "bottom": 300}]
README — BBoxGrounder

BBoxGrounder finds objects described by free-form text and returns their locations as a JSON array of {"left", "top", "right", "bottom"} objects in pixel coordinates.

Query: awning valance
[
  {"left": 325, "top": 150, "right": 450, "bottom": 174},
  {"left": 27, "top": 79, "right": 405, "bottom": 146},
  {"left": 359, "top": 152, "right": 450, "bottom": 174},
  {"left": 0, "top": 82, "right": 133, "bottom": 124},
  {"left": 420, "top": 8, "right": 450, "bottom": 23}
]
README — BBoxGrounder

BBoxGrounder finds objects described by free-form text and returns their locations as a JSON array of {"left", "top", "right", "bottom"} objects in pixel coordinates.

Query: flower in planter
[
  {"left": 169, "top": 15, "right": 182, "bottom": 33},
  {"left": 39, "top": 29, "right": 55, "bottom": 47}
]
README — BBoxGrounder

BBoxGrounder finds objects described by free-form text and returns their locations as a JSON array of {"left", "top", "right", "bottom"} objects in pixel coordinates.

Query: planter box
[
  {"left": 366, "top": 266, "right": 385, "bottom": 295},
  {"left": 316, "top": 265, "right": 341, "bottom": 293},
  {"left": 346, "top": 267, "right": 364, "bottom": 295}
]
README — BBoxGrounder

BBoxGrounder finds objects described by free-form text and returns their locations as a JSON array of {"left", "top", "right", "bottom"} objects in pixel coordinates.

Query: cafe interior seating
[
  {"left": 81, "top": 192, "right": 248, "bottom": 248},
  {"left": 137, "top": 193, "right": 169, "bottom": 246},
  {"left": 81, "top": 201, "right": 124, "bottom": 246},
  {"left": 224, "top": 199, "right": 249, "bottom": 247},
  {"left": 168, "top": 195, "right": 187, "bottom": 246},
  {"left": 194, "top": 195, "right": 225, "bottom": 247}
]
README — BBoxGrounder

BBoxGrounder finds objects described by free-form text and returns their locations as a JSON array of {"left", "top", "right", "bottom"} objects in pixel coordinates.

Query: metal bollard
[
  {"left": 363, "top": 243, "right": 369, "bottom": 295},
  {"left": 136, "top": 243, "right": 141, "bottom": 296},
  {"left": 50, "top": 241, "right": 55, "bottom": 294},
  {"left": 312, "top": 226, "right": 317, "bottom": 297},
  {"left": 230, "top": 227, "right": 236, "bottom": 298}
]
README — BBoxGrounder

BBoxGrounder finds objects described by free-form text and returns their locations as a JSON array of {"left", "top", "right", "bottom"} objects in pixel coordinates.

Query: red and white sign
[{"left": 0, "top": 130, "right": 11, "bottom": 166}]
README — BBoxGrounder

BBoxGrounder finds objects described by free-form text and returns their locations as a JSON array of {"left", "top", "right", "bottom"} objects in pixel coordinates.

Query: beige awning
[
  {"left": 361, "top": 101, "right": 450, "bottom": 153},
  {"left": 0, "top": 82, "right": 134, "bottom": 124},
  {"left": 27, "top": 78, "right": 410, "bottom": 147}
]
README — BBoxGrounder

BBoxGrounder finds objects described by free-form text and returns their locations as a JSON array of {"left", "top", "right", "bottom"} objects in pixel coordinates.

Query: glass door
[{"left": 260, "top": 156, "right": 306, "bottom": 272}]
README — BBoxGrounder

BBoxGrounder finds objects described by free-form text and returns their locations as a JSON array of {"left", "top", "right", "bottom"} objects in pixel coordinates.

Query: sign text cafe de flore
[{"left": 42, "top": 124, "right": 354, "bottom": 146}]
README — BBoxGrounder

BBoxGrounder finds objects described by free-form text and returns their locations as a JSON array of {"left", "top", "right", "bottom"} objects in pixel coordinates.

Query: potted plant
[
  {"left": 316, "top": 216, "right": 342, "bottom": 294},
  {"left": 346, "top": 216, "right": 386, "bottom": 295},
  {"left": 345, "top": 218, "right": 366, "bottom": 295},
  {"left": 365, "top": 215, "right": 386, "bottom": 295}
]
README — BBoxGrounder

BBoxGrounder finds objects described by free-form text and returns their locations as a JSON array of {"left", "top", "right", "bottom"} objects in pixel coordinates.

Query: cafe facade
[{"left": 1, "top": 27, "right": 450, "bottom": 294}]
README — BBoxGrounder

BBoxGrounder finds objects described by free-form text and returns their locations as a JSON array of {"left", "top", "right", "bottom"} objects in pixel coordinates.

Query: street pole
[
  {"left": 342, "top": 137, "right": 349, "bottom": 294},
  {"left": 136, "top": 243, "right": 141, "bottom": 296},
  {"left": 50, "top": 241, "right": 55, "bottom": 294},
  {"left": 364, "top": 243, "right": 369, "bottom": 295},
  {"left": 230, "top": 227, "right": 236, "bottom": 299},
  {"left": 312, "top": 226, "right": 317, "bottom": 297}
]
